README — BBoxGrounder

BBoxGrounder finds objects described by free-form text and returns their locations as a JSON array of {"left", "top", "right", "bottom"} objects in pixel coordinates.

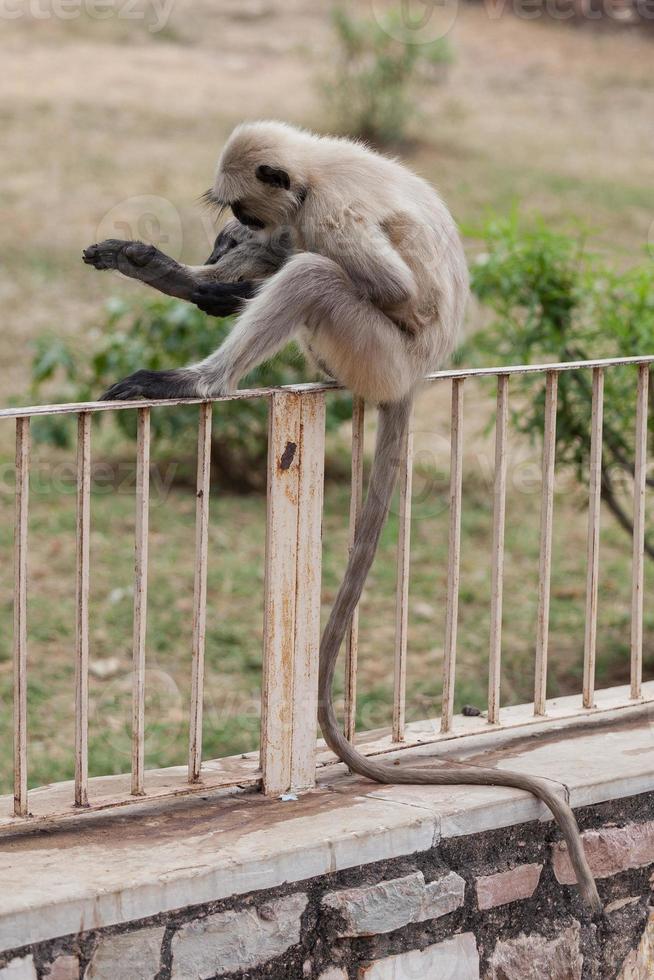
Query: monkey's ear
[{"left": 255, "top": 165, "right": 291, "bottom": 190}]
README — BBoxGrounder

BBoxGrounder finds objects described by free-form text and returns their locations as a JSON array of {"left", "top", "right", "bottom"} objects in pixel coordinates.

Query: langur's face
[{"left": 207, "top": 134, "right": 304, "bottom": 231}]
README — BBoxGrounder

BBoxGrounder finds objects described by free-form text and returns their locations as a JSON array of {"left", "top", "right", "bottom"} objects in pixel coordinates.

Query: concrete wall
[{"left": 2, "top": 793, "right": 653, "bottom": 980}]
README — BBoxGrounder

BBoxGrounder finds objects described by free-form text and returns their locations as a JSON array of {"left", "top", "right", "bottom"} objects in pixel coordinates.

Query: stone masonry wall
[{"left": 1, "top": 793, "right": 653, "bottom": 980}]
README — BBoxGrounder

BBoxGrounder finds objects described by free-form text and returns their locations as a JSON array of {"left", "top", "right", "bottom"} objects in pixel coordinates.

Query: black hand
[
  {"left": 101, "top": 369, "right": 198, "bottom": 401},
  {"left": 191, "top": 281, "right": 257, "bottom": 317}
]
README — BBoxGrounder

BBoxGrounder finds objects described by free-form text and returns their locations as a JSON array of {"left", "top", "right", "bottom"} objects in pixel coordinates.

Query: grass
[{"left": 1, "top": 2, "right": 653, "bottom": 792}]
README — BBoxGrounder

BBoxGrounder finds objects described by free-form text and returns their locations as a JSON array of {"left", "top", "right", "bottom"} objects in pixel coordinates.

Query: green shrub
[
  {"left": 31, "top": 296, "right": 353, "bottom": 491},
  {"left": 321, "top": 5, "right": 452, "bottom": 145},
  {"left": 467, "top": 214, "right": 654, "bottom": 554}
]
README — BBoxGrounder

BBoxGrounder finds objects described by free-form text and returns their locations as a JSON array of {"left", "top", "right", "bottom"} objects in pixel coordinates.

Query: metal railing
[{"left": 1, "top": 354, "right": 653, "bottom": 826}]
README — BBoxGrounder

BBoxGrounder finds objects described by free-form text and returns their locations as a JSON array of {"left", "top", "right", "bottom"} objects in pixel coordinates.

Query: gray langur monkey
[{"left": 83, "top": 121, "right": 601, "bottom": 913}]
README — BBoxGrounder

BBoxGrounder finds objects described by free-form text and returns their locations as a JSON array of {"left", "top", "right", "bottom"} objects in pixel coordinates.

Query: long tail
[{"left": 317, "top": 398, "right": 602, "bottom": 914}]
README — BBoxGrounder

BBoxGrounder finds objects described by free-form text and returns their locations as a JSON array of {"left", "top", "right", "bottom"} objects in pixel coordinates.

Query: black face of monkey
[{"left": 231, "top": 199, "right": 266, "bottom": 230}]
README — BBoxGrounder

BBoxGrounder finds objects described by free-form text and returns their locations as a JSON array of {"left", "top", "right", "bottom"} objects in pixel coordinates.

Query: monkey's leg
[
  {"left": 190, "top": 253, "right": 416, "bottom": 402},
  {"left": 101, "top": 253, "right": 414, "bottom": 402}
]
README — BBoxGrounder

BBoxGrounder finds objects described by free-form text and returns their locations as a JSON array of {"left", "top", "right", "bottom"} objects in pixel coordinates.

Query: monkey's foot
[
  {"left": 191, "top": 281, "right": 257, "bottom": 318},
  {"left": 101, "top": 369, "right": 201, "bottom": 402},
  {"left": 83, "top": 240, "right": 173, "bottom": 285}
]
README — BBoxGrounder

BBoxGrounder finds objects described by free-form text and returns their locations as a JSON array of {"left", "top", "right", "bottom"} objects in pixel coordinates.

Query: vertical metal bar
[
  {"left": 13, "top": 417, "right": 30, "bottom": 817},
  {"left": 534, "top": 371, "right": 558, "bottom": 716},
  {"left": 583, "top": 368, "right": 604, "bottom": 709},
  {"left": 290, "top": 393, "right": 325, "bottom": 791},
  {"left": 188, "top": 403, "right": 212, "bottom": 783},
  {"left": 75, "top": 412, "right": 91, "bottom": 807},
  {"left": 131, "top": 408, "right": 150, "bottom": 796},
  {"left": 344, "top": 397, "right": 365, "bottom": 743},
  {"left": 392, "top": 422, "right": 413, "bottom": 742},
  {"left": 441, "top": 378, "right": 464, "bottom": 733},
  {"left": 261, "top": 392, "right": 302, "bottom": 796},
  {"left": 631, "top": 364, "right": 649, "bottom": 700},
  {"left": 488, "top": 375, "right": 509, "bottom": 725}
]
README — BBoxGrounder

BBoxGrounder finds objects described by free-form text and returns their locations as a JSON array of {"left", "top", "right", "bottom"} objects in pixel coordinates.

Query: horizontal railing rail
[{"left": 2, "top": 354, "right": 653, "bottom": 827}]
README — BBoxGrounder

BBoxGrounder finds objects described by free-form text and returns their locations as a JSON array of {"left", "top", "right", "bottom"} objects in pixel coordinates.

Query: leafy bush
[
  {"left": 31, "top": 296, "right": 353, "bottom": 491},
  {"left": 321, "top": 5, "right": 452, "bottom": 145},
  {"left": 467, "top": 215, "right": 654, "bottom": 554}
]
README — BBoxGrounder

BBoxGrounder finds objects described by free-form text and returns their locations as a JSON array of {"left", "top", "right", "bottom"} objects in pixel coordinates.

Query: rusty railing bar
[
  {"left": 188, "top": 403, "right": 212, "bottom": 783},
  {"left": 393, "top": 420, "right": 413, "bottom": 742},
  {"left": 75, "top": 412, "right": 92, "bottom": 807},
  {"left": 488, "top": 374, "right": 509, "bottom": 725},
  {"left": 582, "top": 368, "right": 605, "bottom": 709},
  {"left": 631, "top": 364, "right": 649, "bottom": 700},
  {"left": 534, "top": 371, "right": 558, "bottom": 716},
  {"left": 441, "top": 378, "right": 464, "bottom": 734},
  {"left": 344, "top": 397, "right": 365, "bottom": 743},
  {"left": 13, "top": 417, "right": 30, "bottom": 817},
  {"left": 4, "top": 356, "right": 654, "bottom": 420},
  {"left": 131, "top": 408, "right": 151, "bottom": 796}
]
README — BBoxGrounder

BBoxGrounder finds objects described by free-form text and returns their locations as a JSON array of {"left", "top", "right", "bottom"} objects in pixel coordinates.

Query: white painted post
[{"left": 261, "top": 391, "right": 325, "bottom": 797}]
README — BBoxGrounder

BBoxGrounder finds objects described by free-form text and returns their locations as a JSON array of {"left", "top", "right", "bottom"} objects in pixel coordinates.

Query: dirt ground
[{"left": 0, "top": 1, "right": 653, "bottom": 789}]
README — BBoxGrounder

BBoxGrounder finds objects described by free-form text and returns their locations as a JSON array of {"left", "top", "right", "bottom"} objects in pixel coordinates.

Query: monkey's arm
[
  {"left": 82, "top": 240, "right": 253, "bottom": 314},
  {"left": 319, "top": 214, "right": 418, "bottom": 309}
]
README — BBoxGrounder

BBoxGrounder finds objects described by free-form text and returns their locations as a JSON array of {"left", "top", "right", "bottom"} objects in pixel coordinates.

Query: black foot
[
  {"left": 100, "top": 369, "right": 199, "bottom": 401},
  {"left": 191, "top": 281, "right": 257, "bottom": 318}
]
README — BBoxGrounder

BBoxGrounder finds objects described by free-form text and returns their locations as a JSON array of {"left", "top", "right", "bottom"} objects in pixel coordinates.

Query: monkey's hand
[
  {"left": 83, "top": 240, "right": 178, "bottom": 287},
  {"left": 191, "top": 281, "right": 257, "bottom": 317},
  {"left": 100, "top": 369, "right": 202, "bottom": 402}
]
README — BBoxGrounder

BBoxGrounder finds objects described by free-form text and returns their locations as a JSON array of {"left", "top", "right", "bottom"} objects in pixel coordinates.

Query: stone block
[
  {"left": 476, "top": 863, "right": 542, "bottom": 909},
  {"left": 418, "top": 871, "right": 466, "bottom": 921},
  {"left": 487, "top": 923, "right": 583, "bottom": 980},
  {"left": 322, "top": 870, "right": 465, "bottom": 937},
  {"left": 84, "top": 926, "right": 164, "bottom": 980},
  {"left": 0, "top": 959, "right": 36, "bottom": 980},
  {"left": 359, "top": 933, "right": 479, "bottom": 979},
  {"left": 322, "top": 873, "right": 424, "bottom": 937},
  {"left": 44, "top": 956, "right": 79, "bottom": 980},
  {"left": 170, "top": 892, "right": 307, "bottom": 978},
  {"left": 553, "top": 822, "right": 654, "bottom": 884}
]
